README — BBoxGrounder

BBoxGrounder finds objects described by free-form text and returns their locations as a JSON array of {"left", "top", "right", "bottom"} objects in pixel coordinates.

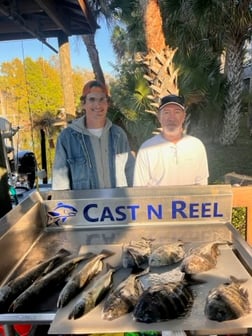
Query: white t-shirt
[{"left": 133, "top": 134, "right": 209, "bottom": 186}]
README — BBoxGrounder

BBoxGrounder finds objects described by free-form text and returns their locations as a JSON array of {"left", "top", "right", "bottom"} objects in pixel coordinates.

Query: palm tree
[
  {"left": 110, "top": 1, "right": 178, "bottom": 117},
  {"left": 81, "top": 34, "right": 105, "bottom": 83},
  {"left": 137, "top": 0, "right": 179, "bottom": 113},
  {"left": 82, "top": 1, "right": 114, "bottom": 83},
  {"left": 218, "top": 1, "right": 252, "bottom": 144},
  {"left": 159, "top": 0, "right": 252, "bottom": 145}
]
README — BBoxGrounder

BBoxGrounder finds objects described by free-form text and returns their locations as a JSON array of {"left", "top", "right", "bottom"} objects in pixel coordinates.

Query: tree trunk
[
  {"left": 143, "top": 0, "right": 165, "bottom": 52},
  {"left": 138, "top": 0, "right": 178, "bottom": 115},
  {"left": 82, "top": 34, "right": 105, "bottom": 84},
  {"left": 58, "top": 33, "right": 76, "bottom": 119},
  {"left": 219, "top": 40, "right": 244, "bottom": 145},
  {"left": 0, "top": 133, "right": 12, "bottom": 218}
]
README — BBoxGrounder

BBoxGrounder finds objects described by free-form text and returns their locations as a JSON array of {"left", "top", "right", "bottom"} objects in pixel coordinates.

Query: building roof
[{"left": 0, "top": 0, "right": 98, "bottom": 52}]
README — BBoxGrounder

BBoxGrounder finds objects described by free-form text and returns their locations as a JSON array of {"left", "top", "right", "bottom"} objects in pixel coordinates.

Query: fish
[
  {"left": 57, "top": 249, "right": 114, "bottom": 308},
  {"left": 102, "top": 270, "right": 146, "bottom": 321},
  {"left": 139, "top": 267, "right": 185, "bottom": 290},
  {"left": 47, "top": 202, "right": 78, "bottom": 226},
  {"left": 204, "top": 276, "right": 250, "bottom": 322},
  {"left": 180, "top": 241, "right": 224, "bottom": 274},
  {"left": 122, "top": 238, "right": 153, "bottom": 270},
  {"left": 68, "top": 266, "right": 115, "bottom": 320},
  {"left": 9, "top": 251, "right": 95, "bottom": 313},
  {"left": 0, "top": 248, "right": 71, "bottom": 313},
  {"left": 133, "top": 281, "right": 194, "bottom": 323},
  {"left": 149, "top": 241, "right": 185, "bottom": 267}
]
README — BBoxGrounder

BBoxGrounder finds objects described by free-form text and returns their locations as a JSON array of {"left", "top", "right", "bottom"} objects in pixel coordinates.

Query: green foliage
[
  {"left": 24, "top": 57, "right": 63, "bottom": 114},
  {"left": 158, "top": 0, "right": 251, "bottom": 144},
  {"left": 206, "top": 110, "right": 252, "bottom": 184},
  {"left": 110, "top": 61, "right": 158, "bottom": 150},
  {"left": 0, "top": 57, "right": 95, "bottom": 179},
  {"left": 110, "top": 0, "right": 147, "bottom": 60},
  {"left": 232, "top": 207, "right": 247, "bottom": 239}
]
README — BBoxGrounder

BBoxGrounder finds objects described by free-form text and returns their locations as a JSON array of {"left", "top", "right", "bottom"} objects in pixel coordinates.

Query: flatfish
[
  {"left": 180, "top": 241, "right": 223, "bottom": 274},
  {"left": 149, "top": 241, "right": 185, "bottom": 267},
  {"left": 57, "top": 249, "right": 114, "bottom": 308},
  {"left": 204, "top": 276, "right": 250, "bottom": 322},
  {"left": 0, "top": 248, "right": 71, "bottom": 313},
  {"left": 102, "top": 270, "right": 146, "bottom": 321},
  {"left": 68, "top": 266, "right": 115, "bottom": 320},
  {"left": 133, "top": 281, "right": 194, "bottom": 323},
  {"left": 122, "top": 238, "right": 153, "bottom": 270}
]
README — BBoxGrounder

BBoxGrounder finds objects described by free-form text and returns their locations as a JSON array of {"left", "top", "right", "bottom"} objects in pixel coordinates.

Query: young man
[
  {"left": 134, "top": 94, "right": 209, "bottom": 186},
  {"left": 52, "top": 80, "right": 135, "bottom": 190}
]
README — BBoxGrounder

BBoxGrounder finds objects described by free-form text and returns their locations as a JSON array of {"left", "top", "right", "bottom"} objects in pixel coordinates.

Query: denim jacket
[{"left": 52, "top": 116, "right": 135, "bottom": 190}]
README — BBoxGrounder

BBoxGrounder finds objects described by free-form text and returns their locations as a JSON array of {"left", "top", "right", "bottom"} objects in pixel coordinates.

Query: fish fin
[
  {"left": 57, "top": 248, "right": 72, "bottom": 256},
  {"left": 230, "top": 275, "right": 248, "bottom": 284},
  {"left": 99, "top": 249, "right": 115, "bottom": 258},
  {"left": 103, "top": 263, "right": 119, "bottom": 273}
]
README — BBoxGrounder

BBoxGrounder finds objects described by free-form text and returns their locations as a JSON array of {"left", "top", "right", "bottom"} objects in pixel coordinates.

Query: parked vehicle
[
  {"left": 0, "top": 116, "right": 37, "bottom": 191},
  {"left": 13, "top": 150, "right": 37, "bottom": 189}
]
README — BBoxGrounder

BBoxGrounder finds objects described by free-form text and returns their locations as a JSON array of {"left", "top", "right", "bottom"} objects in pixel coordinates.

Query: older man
[{"left": 134, "top": 94, "right": 209, "bottom": 186}]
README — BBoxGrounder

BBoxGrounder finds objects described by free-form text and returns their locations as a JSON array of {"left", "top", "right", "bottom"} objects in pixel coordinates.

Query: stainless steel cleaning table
[{"left": 0, "top": 185, "right": 251, "bottom": 335}]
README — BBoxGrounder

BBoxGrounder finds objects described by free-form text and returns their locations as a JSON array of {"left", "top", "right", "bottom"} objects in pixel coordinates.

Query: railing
[{"left": 232, "top": 186, "right": 252, "bottom": 246}]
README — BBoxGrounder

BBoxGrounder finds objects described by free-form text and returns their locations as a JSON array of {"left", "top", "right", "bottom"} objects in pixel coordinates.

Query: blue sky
[{"left": 0, "top": 24, "right": 116, "bottom": 75}]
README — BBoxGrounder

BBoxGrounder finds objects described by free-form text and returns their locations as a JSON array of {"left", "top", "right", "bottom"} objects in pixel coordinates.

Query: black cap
[{"left": 159, "top": 94, "right": 185, "bottom": 111}]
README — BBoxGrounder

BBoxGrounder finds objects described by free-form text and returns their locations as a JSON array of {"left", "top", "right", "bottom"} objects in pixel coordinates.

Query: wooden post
[
  {"left": 40, "top": 129, "right": 47, "bottom": 184},
  {"left": 232, "top": 186, "right": 252, "bottom": 246},
  {"left": 58, "top": 33, "right": 76, "bottom": 119}
]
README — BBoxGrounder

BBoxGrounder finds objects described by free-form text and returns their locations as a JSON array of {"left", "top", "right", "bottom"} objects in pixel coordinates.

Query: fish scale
[
  {"left": 204, "top": 276, "right": 250, "bottom": 322},
  {"left": 180, "top": 241, "right": 226, "bottom": 274},
  {"left": 0, "top": 248, "right": 71, "bottom": 313},
  {"left": 57, "top": 249, "right": 114, "bottom": 308},
  {"left": 102, "top": 270, "right": 146, "bottom": 321},
  {"left": 9, "top": 252, "right": 95, "bottom": 313},
  {"left": 133, "top": 281, "right": 194, "bottom": 323},
  {"left": 122, "top": 238, "right": 152, "bottom": 270},
  {"left": 149, "top": 241, "right": 185, "bottom": 267},
  {"left": 68, "top": 267, "right": 115, "bottom": 320}
]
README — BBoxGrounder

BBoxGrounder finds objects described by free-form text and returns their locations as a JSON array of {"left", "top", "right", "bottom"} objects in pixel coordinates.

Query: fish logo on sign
[{"left": 47, "top": 202, "right": 78, "bottom": 226}]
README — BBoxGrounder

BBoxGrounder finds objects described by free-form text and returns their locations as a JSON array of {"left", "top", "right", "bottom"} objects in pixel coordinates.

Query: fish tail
[
  {"left": 68, "top": 299, "right": 85, "bottom": 320},
  {"left": 42, "top": 249, "right": 71, "bottom": 275},
  {"left": 8, "top": 299, "right": 20, "bottom": 313}
]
